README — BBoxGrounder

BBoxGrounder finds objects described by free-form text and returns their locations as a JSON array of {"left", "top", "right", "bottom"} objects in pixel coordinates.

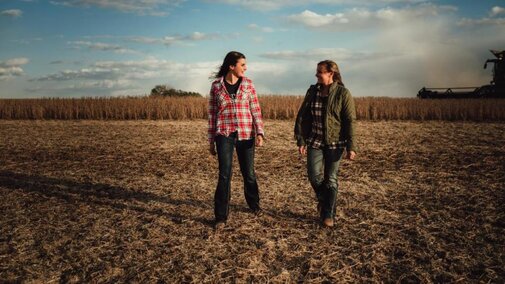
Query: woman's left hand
[
  {"left": 256, "top": 135, "right": 264, "bottom": 147},
  {"left": 346, "top": 150, "right": 356, "bottom": 160}
]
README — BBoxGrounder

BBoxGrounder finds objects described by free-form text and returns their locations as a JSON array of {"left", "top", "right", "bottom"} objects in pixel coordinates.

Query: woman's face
[
  {"left": 315, "top": 64, "right": 333, "bottom": 85},
  {"left": 229, "top": 58, "right": 247, "bottom": 78}
]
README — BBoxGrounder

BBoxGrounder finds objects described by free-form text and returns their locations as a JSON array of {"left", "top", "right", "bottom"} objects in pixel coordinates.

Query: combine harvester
[{"left": 417, "top": 50, "right": 505, "bottom": 98}]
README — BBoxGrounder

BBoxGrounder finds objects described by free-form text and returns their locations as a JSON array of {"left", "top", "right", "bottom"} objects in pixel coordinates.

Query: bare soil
[{"left": 1, "top": 120, "right": 504, "bottom": 283}]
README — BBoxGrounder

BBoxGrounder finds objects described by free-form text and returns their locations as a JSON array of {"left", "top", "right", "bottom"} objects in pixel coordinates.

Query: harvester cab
[
  {"left": 484, "top": 49, "right": 505, "bottom": 87},
  {"left": 418, "top": 49, "right": 505, "bottom": 98}
]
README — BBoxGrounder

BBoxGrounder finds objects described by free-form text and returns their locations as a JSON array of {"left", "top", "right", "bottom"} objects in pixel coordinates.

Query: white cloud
[
  {"left": 245, "top": 61, "right": 298, "bottom": 94},
  {"left": 1, "top": 9, "right": 23, "bottom": 18},
  {"left": 32, "top": 68, "right": 121, "bottom": 81},
  {"left": 252, "top": 3, "right": 504, "bottom": 97},
  {"left": 248, "top": 23, "right": 275, "bottom": 33},
  {"left": 260, "top": 48, "right": 396, "bottom": 62},
  {"left": 127, "top": 32, "right": 222, "bottom": 46},
  {"left": 93, "top": 58, "right": 172, "bottom": 69},
  {"left": 94, "top": 58, "right": 218, "bottom": 85},
  {"left": 1, "top": 58, "right": 30, "bottom": 67},
  {"left": 490, "top": 6, "right": 505, "bottom": 17},
  {"left": 287, "top": 10, "right": 349, "bottom": 28},
  {"left": 251, "top": 36, "right": 264, "bottom": 43},
  {"left": 29, "top": 79, "right": 134, "bottom": 90},
  {"left": 458, "top": 17, "right": 505, "bottom": 26},
  {"left": 25, "top": 79, "right": 140, "bottom": 97},
  {"left": 28, "top": 57, "right": 219, "bottom": 96},
  {"left": 205, "top": 0, "right": 428, "bottom": 11},
  {"left": 10, "top": 38, "right": 43, "bottom": 45},
  {"left": 459, "top": 6, "right": 505, "bottom": 27},
  {"left": 49, "top": 0, "right": 184, "bottom": 16},
  {"left": 189, "top": 31, "right": 208, "bottom": 40},
  {"left": 0, "top": 58, "right": 29, "bottom": 81},
  {"left": 0, "top": 67, "right": 24, "bottom": 80},
  {"left": 286, "top": 4, "right": 457, "bottom": 31},
  {"left": 68, "top": 41, "right": 138, "bottom": 54}
]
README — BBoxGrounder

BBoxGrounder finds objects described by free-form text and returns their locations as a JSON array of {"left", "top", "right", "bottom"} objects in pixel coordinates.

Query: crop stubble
[{"left": 0, "top": 120, "right": 504, "bottom": 282}]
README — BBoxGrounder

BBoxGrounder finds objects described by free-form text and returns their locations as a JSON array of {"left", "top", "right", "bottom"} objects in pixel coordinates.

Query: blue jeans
[
  {"left": 214, "top": 132, "right": 260, "bottom": 222},
  {"left": 307, "top": 147, "right": 344, "bottom": 220}
]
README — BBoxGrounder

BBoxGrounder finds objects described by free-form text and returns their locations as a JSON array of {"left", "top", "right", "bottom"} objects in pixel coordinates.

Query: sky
[{"left": 0, "top": 0, "right": 504, "bottom": 98}]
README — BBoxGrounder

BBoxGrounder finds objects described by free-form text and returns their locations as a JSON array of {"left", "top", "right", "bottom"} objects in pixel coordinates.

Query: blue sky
[{"left": 1, "top": 0, "right": 504, "bottom": 98}]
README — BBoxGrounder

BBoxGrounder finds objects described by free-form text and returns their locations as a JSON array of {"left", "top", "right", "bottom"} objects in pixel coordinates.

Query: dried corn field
[
  {"left": 1, "top": 96, "right": 505, "bottom": 121},
  {"left": 1, "top": 120, "right": 504, "bottom": 282}
]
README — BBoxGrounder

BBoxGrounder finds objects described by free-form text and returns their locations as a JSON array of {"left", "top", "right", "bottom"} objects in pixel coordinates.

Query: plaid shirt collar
[{"left": 217, "top": 76, "right": 248, "bottom": 100}]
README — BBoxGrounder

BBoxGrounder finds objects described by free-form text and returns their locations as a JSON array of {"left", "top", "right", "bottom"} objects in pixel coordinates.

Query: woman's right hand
[
  {"left": 209, "top": 144, "right": 217, "bottom": 156},
  {"left": 298, "top": 146, "right": 307, "bottom": 156}
]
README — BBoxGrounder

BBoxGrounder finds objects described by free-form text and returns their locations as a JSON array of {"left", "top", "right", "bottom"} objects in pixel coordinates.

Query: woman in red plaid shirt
[{"left": 208, "top": 51, "right": 265, "bottom": 229}]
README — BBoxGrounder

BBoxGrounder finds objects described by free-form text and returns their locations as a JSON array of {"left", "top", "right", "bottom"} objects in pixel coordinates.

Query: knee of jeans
[
  {"left": 218, "top": 170, "right": 232, "bottom": 181},
  {"left": 243, "top": 169, "right": 256, "bottom": 182},
  {"left": 308, "top": 175, "right": 323, "bottom": 189},
  {"left": 326, "top": 178, "right": 338, "bottom": 190}
]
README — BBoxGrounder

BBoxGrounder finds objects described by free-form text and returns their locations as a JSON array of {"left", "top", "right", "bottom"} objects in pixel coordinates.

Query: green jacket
[{"left": 294, "top": 82, "right": 357, "bottom": 152}]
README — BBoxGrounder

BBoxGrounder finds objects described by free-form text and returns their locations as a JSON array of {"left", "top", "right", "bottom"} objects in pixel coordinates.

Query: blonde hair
[{"left": 318, "top": 60, "right": 344, "bottom": 86}]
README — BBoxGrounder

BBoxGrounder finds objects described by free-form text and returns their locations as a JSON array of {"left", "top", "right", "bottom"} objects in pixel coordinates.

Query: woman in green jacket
[{"left": 294, "top": 60, "right": 357, "bottom": 228}]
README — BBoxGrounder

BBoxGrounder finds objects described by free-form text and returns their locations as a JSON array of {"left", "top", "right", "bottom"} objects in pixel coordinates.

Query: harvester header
[{"left": 418, "top": 49, "right": 505, "bottom": 98}]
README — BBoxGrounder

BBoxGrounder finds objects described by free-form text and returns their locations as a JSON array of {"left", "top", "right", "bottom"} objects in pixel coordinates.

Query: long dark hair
[
  {"left": 318, "top": 60, "right": 344, "bottom": 86},
  {"left": 212, "top": 51, "right": 246, "bottom": 79}
]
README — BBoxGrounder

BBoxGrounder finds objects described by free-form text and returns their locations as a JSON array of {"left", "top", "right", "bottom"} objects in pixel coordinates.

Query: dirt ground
[{"left": 1, "top": 120, "right": 504, "bottom": 283}]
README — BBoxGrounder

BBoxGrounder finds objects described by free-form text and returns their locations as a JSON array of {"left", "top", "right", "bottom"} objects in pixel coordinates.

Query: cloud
[
  {"left": 286, "top": 4, "right": 457, "bottom": 31},
  {"left": 1, "top": 58, "right": 30, "bottom": 67},
  {"left": 260, "top": 48, "right": 395, "bottom": 61},
  {"left": 27, "top": 64, "right": 139, "bottom": 96},
  {"left": 0, "top": 67, "right": 24, "bottom": 80},
  {"left": 458, "top": 17, "right": 505, "bottom": 26},
  {"left": 49, "top": 0, "right": 184, "bottom": 16},
  {"left": 31, "top": 68, "right": 122, "bottom": 81},
  {"left": 93, "top": 57, "right": 217, "bottom": 80},
  {"left": 458, "top": 6, "right": 505, "bottom": 27},
  {"left": 248, "top": 23, "right": 275, "bottom": 33},
  {"left": 28, "top": 57, "right": 218, "bottom": 96},
  {"left": 252, "top": 3, "right": 504, "bottom": 97},
  {"left": 286, "top": 10, "right": 350, "bottom": 28},
  {"left": 1, "top": 9, "right": 23, "bottom": 18},
  {"left": 25, "top": 79, "right": 139, "bottom": 97},
  {"left": 81, "top": 32, "right": 236, "bottom": 47},
  {"left": 32, "top": 58, "right": 185, "bottom": 83},
  {"left": 490, "top": 6, "right": 505, "bottom": 17},
  {"left": 28, "top": 79, "right": 134, "bottom": 90},
  {"left": 127, "top": 32, "right": 224, "bottom": 46},
  {"left": 334, "top": 5, "right": 491, "bottom": 96},
  {"left": 0, "top": 58, "right": 29, "bottom": 81},
  {"left": 68, "top": 41, "right": 138, "bottom": 54},
  {"left": 205, "top": 0, "right": 428, "bottom": 11},
  {"left": 9, "top": 38, "right": 43, "bottom": 45}
]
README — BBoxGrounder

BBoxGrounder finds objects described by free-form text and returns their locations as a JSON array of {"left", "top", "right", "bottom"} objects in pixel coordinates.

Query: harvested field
[{"left": 0, "top": 120, "right": 504, "bottom": 282}]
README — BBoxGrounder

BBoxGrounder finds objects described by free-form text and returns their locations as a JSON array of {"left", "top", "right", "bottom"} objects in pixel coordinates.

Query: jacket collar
[{"left": 316, "top": 82, "right": 339, "bottom": 93}]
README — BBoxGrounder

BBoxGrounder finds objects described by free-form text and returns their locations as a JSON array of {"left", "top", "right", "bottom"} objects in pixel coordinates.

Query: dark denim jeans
[
  {"left": 214, "top": 132, "right": 260, "bottom": 222},
  {"left": 307, "top": 146, "right": 344, "bottom": 220}
]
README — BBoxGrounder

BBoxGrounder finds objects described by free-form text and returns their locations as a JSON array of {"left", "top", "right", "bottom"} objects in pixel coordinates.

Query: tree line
[{"left": 150, "top": 85, "right": 202, "bottom": 97}]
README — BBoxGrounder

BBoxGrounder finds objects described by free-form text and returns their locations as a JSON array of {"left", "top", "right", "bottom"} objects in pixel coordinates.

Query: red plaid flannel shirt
[{"left": 208, "top": 76, "right": 264, "bottom": 144}]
